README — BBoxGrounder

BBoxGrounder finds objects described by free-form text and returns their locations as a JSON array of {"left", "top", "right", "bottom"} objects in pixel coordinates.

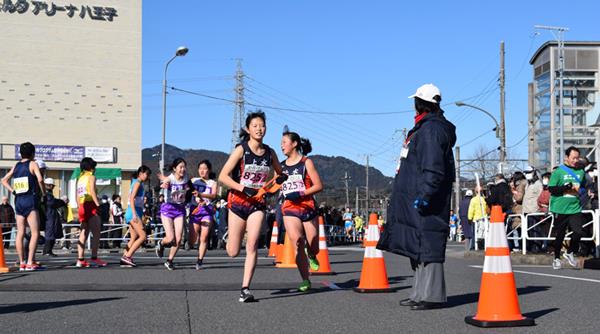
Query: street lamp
[
  {"left": 161, "top": 46, "right": 189, "bottom": 173},
  {"left": 455, "top": 101, "right": 506, "bottom": 164}
]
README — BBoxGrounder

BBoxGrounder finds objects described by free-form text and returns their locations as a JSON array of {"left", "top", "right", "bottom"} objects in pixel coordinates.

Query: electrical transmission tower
[{"left": 231, "top": 58, "right": 245, "bottom": 149}]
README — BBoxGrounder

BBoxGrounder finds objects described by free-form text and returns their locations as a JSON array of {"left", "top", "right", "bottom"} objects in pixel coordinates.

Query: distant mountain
[{"left": 142, "top": 144, "right": 393, "bottom": 207}]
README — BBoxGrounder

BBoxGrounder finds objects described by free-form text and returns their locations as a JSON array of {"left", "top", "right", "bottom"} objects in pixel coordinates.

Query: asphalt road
[{"left": 1, "top": 243, "right": 599, "bottom": 333}]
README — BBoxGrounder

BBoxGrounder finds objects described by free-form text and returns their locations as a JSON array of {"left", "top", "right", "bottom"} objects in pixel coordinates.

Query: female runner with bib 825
[
  {"left": 219, "top": 111, "right": 282, "bottom": 302},
  {"left": 280, "top": 131, "right": 323, "bottom": 292}
]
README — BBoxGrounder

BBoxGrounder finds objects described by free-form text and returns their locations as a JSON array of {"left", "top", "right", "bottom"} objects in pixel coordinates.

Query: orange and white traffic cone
[
  {"left": 268, "top": 221, "right": 279, "bottom": 257},
  {"left": 465, "top": 205, "right": 535, "bottom": 327},
  {"left": 274, "top": 243, "right": 284, "bottom": 264},
  {"left": 354, "top": 213, "right": 392, "bottom": 293},
  {"left": 310, "top": 216, "right": 335, "bottom": 275},
  {"left": 0, "top": 227, "right": 10, "bottom": 273},
  {"left": 275, "top": 234, "right": 297, "bottom": 268}
]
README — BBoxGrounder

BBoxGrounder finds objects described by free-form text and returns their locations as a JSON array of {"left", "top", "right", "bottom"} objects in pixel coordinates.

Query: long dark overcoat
[
  {"left": 459, "top": 196, "right": 473, "bottom": 239},
  {"left": 44, "top": 193, "right": 66, "bottom": 241},
  {"left": 377, "top": 112, "right": 456, "bottom": 263}
]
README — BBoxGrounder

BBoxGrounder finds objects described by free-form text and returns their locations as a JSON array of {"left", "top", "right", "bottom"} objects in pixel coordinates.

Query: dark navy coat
[
  {"left": 44, "top": 193, "right": 66, "bottom": 241},
  {"left": 459, "top": 196, "right": 473, "bottom": 239},
  {"left": 377, "top": 112, "right": 456, "bottom": 263}
]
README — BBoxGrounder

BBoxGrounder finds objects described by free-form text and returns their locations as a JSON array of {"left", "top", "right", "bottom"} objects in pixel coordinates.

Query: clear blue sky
[{"left": 142, "top": 1, "right": 600, "bottom": 176}]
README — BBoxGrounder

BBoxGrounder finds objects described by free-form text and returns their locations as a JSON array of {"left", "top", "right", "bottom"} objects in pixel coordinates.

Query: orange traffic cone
[
  {"left": 274, "top": 243, "right": 283, "bottom": 264},
  {"left": 354, "top": 213, "right": 392, "bottom": 293},
  {"left": 0, "top": 228, "right": 10, "bottom": 273},
  {"left": 465, "top": 205, "right": 535, "bottom": 327},
  {"left": 310, "top": 216, "right": 335, "bottom": 275},
  {"left": 275, "top": 234, "right": 297, "bottom": 268},
  {"left": 268, "top": 221, "right": 279, "bottom": 257}
]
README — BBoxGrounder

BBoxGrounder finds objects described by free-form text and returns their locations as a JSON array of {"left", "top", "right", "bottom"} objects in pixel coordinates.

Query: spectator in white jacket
[{"left": 523, "top": 166, "right": 543, "bottom": 253}]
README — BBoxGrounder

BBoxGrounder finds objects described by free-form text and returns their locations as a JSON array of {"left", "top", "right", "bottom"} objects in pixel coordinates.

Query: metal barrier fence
[
  {"left": 473, "top": 209, "right": 599, "bottom": 255},
  {"left": 1, "top": 222, "right": 363, "bottom": 249}
]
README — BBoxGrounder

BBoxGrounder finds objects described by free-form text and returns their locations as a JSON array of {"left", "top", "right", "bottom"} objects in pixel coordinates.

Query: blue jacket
[{"left": 377, "top": 112, "right": 456, "bottom": 263}]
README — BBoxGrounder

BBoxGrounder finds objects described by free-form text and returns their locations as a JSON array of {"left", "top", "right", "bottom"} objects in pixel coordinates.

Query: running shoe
[
  {"left": 120, "top": 256, "right": 136, "bottom": 267},
  {"left": 298, "top": 279, "right": 311, "bottom": 292},
  {"left": 76, "top": 259, "right": 91, "bottom": 268},
  {"left": 305, "top": 248, "right": 320, "bottom": 271},
  {"left": 18, "top": 263, "right": 26, "bottom": 271},
  {"left": 552, "top": 258, "right": 562, "bottom": 270},
  {"left": 239, "top": 288, "right": 255, "bottom": 303},
  {"left": 164, "top": 260, "right": 174, "bottom": 271},
  {"left": 195, "top": 259, "right": 203, "bottom": 271},
  {"left": 89, "top": 258, "right": 108, "bottom": 267},
  {"left": 25, "top": 263, "right": 46, "bottom": 271},
  {"left": 563, "top": 252, "right": 578, "bottom": 268},
  {"left": 155, "top": 241, "right": 164, "bottom": 258},
  {"left": 222, "top": 231, "right": 229, "bottom": 243}
]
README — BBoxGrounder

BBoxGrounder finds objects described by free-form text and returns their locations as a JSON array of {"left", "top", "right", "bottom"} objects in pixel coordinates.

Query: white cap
[
  {"left": 523, "top": 165, "right": 535, "bottom": 173},
  {"left": 408, "top": 84, "right": 441, "bottom": 103},
  {"left": 44, "top": 177, "right": 54, "bottom": 185},
  {"left": 465, "top": 190, "right": 473, "bottom": 196},
  {"left": 36, "top": 159, "right": 47, "bottom": 169}
]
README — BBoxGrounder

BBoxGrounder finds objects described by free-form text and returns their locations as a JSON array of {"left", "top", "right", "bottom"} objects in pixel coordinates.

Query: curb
[{"left": 464, "top": 250, "right": 555, "bottom": 265}]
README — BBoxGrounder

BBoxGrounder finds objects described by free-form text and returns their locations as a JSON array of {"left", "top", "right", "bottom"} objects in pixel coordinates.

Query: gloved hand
[
  {"left": 275, "top": 174, "right": 289, "bottom": 184},
  {"left": 284, "top": 191, "right": 304, "bottom": 201},
  {"left": 413, "top": 198, "right": 429, "bottom": 213},
  {"left": 242, "top": 187, "right": 258, "bottom": 197}
]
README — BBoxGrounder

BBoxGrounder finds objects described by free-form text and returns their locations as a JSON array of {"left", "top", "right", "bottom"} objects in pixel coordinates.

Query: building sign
[
  {"left": 14, "top": 144, "right": 116, "bottom": 163},
  {"left": 85, "top": 146, "right": 115, "bottom": 163},
  {"left": 0, "top": 0, "right": 117, "bottom": 21}
]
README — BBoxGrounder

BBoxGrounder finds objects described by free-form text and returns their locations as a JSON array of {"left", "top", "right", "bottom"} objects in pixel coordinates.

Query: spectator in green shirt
[{"left": 548, "top": 146, "right": 585, "bottom": 270}]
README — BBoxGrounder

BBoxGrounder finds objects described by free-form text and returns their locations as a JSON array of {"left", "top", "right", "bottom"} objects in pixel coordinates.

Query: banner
[
  {"left": 15, "top": 145, "right": 84, "bottom": 162},
  {"left": 14, "top": 145, "right": 116, "bottom": 163},
  {"left": 85, "top": 147, "right": 115, "bottom": 162}
]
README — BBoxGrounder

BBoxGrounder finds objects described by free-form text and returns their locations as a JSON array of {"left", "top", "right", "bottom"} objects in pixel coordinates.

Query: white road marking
[
  {"left": 469, "top": 265, "right": 600, "bottom": 284},
  {"left": 321, "top": 280, "right": 342, "bottom": 290}
]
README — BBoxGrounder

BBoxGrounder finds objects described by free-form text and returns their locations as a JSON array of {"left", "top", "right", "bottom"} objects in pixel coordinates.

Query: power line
[{"left": 459, "top": 128, "right": 496, "bottom": 147}]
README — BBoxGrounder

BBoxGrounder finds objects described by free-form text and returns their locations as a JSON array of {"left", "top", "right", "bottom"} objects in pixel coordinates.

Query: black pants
[
  {"left": 2, "top": 227, "right": 11, "bottom": 248},
  {"left": 43, "top": 239, "right": 56, "bottom": 254},
  {"left": 553, "top": 213, "right": 583, "bottom": 259}
]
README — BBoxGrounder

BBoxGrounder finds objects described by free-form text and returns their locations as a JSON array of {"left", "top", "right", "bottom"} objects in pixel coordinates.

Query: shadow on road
[
  {"left": 0, "top": 297, "right": 123, "bottom": 314},
  {"left": 446, "top": 285, "right": 551, "bottom": 308},
  {"left": 522, "top": 307, "right": 560, "bottom": 319}
]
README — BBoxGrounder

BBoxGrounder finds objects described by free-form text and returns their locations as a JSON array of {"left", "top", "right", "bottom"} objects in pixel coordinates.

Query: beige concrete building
[{"left": 0, "top": 0, "right": 141, "bottom": 205}]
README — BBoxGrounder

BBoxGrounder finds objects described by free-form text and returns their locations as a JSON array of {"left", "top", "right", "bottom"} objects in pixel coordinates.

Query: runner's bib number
[
  {"left": 169, "top": 184, "right": 187, "bottom": 204},
  {"left": 13, "top": 177, "right": 30, "bottom": 194},
  {"left": 240, "top": 164, "right": 269, "bottom": 189},
  {"left": 77, "top": 183, "right": 88, "bottom": 198},
  {"left": 281, "top": 174, "right": 306, "bottom": 195}
]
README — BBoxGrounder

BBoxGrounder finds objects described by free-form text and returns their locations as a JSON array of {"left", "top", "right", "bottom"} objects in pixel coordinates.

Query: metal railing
[{"left": 472, "top": 209, "right": 599, "bottom": 255}]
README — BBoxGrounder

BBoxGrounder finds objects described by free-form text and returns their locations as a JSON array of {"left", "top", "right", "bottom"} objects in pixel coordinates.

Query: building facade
[
  {"left": 0, "top": 0, "right": 141, "bottom": 204},
  {"left": 529, "top": 41, "right": 600, "bottom": 170}
]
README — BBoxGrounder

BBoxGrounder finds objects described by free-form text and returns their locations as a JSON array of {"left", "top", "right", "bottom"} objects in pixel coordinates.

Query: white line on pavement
[{"left": 469, "top": 265, "right": 600, "bottom": 284}]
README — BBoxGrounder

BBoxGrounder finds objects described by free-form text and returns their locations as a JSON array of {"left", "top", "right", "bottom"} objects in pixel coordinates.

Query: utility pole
[
  {"left": 355, "top": 187, "right": 359, "bottom": 214},
  {"left": 395, "top": 128, "right": 408, "bottom": 174},
  {"left": 232, "top": 59, "right": 245, "bottom": 149},
  {"left": 535, "top": 25, "right": 568, "bottom": 167},
  {"left": 365, "top": 155, "right": 370, "bottom": 214},
  {"left": 342, "top": 171, "right": 351, "bottom": 209},
  {"left": 454, "top": 146, "right": 461, "bottom": 214},
  {"left": 499, "top": 41, "right": 507, "bottom": 172}
]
